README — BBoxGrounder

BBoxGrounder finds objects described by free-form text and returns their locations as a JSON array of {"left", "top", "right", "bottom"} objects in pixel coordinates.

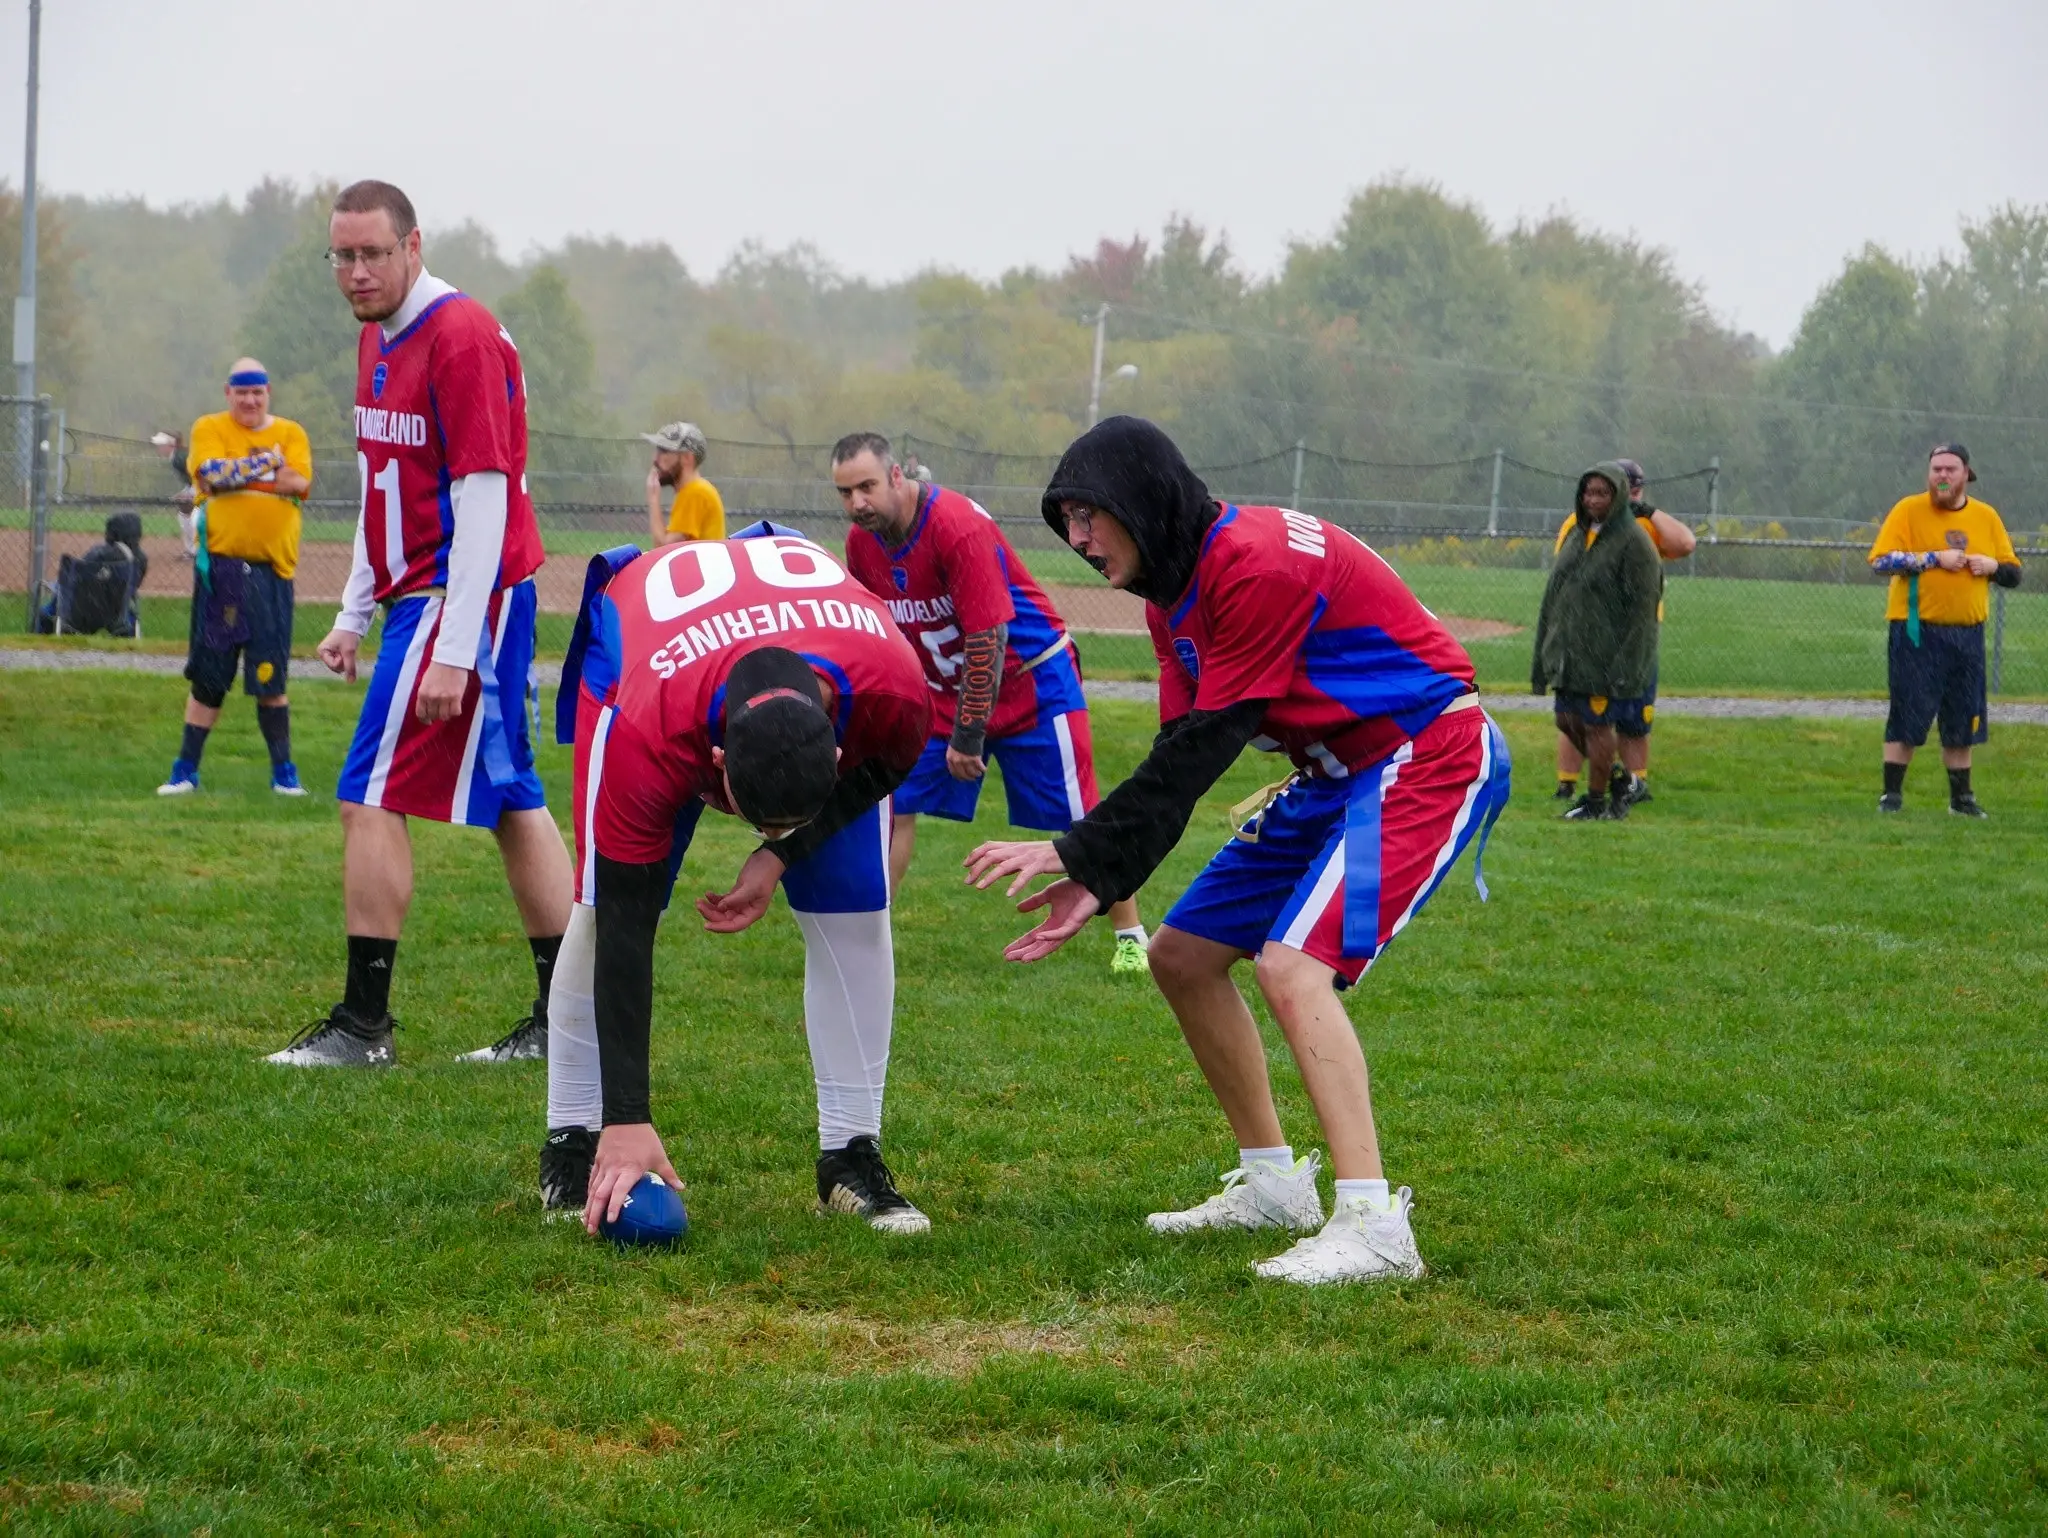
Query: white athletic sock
[
  {"left": 1115, "top": 924, "right": 1148, "bottom": 945},
  {"left": 544, "top": 902, "right": 602, "bottom": 1132},
  {"left": 792, "top": 907, "right": 895, "bottom": 1151},
  {"left": 1334, "top": 1177, "right": 1393, "bottom": 1213},
  {"left": 1240, "top": 1145, "right": 1294, "bottom": 1172}
]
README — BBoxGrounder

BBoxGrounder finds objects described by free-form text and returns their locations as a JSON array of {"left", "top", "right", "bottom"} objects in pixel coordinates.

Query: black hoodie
[
  {"left": 1037, "top": 417, "right": 1271, "bottom": 907},
  {"left": 1041, "top": 416, "right": 1223, "bottom": 606}
]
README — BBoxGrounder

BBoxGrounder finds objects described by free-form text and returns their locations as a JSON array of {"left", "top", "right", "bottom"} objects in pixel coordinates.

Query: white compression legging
[{"left": 546, "top": 900, "right": 896, "bottom": 1152}]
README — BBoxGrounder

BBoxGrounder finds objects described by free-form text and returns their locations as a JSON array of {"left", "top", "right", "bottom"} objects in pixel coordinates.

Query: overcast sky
[{"left": 1, "top": 0, "right": 2043, "bottom": 347}]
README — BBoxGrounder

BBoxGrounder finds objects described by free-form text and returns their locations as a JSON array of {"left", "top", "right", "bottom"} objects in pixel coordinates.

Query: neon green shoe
[{"left": 1111, "top": 934, "right": 1150, "bottom": 976}]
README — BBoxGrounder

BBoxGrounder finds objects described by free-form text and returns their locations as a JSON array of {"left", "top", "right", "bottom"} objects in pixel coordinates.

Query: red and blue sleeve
[{"left": 433, "top": 325, "right": 518, "bottom": 479}]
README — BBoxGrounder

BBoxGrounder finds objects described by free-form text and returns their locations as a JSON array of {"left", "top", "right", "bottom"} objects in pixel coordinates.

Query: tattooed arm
[{"left": 947, "top": 621, "right": 1008, "bottom": 770}]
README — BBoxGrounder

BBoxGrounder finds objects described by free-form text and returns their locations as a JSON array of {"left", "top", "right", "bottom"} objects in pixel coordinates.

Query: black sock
[
  {"left": 257, "top": 703, "right": 292, "bottom": 769},
  {"left": 1948, "top": 766, "right": 1972, "bottom": 802},
  {"left": 180, "top": 722, "right": 210, "bottom": 766},
  {"left": 529, "top": 933, "right": 564, "bottom": 1026},
  {"left": 1883, "top": 761, "right": 1907, "bottom": 796},
  {"left": 344, "top": 935, "right": 398, "bottom": 1021}
]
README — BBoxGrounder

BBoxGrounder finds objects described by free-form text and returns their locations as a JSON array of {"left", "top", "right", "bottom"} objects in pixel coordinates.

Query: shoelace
[
  {"left": 275, "top": 1011, "right": 393, "bottom": 1053},
  {"left": 849, "top": 1144, "right": 911, "bottom": 1208},
  {"left": 482, "top": 1015, "right": 541, "bottom": 1054}
]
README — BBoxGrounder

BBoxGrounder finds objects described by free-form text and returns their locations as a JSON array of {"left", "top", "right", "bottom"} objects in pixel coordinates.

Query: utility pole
[
  {"left": 14, "top": 0, "right": 39, "bottom": 409},
  {"left": 1290, "top": 439, "right": 1306, "bottom": 508},
  {"left": 1487, "top": 447, "right": 1504, "bottom": 538},
  {"left": 1086, "top": 303, "right": 1108, "bottom": 427}
]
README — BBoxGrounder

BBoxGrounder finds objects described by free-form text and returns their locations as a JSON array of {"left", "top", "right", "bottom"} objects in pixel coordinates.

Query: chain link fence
[
  {"left": 25, "top": 421, "right": 2048, "bottom": 698},
  {"left": 0, "top": 395, "right": 57, "bottom": 631}
]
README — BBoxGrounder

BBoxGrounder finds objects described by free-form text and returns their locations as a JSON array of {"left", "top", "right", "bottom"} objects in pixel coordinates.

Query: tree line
[{"left": 6, "top": 176, "right": 2048, "bottom": 533}]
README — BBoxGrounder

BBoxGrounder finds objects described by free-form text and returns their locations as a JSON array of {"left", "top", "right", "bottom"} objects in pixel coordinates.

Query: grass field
[{"left": 3, "top": 673, "right": 2046, "bottom": 1532}]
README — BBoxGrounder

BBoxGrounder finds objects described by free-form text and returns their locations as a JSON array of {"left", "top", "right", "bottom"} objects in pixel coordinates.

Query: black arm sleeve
[
  {"left": 592, "top": 854, "right": 670, "bottom": 1126},
  {"left": 759, "top": 754, "right": 915, "bottom": 872},
  {"left": 1995, "top": 562, "right": 2022, "bottom": 589},
  {"left": 1052, "top": 698, "right": 1270, "bottom": 908}
]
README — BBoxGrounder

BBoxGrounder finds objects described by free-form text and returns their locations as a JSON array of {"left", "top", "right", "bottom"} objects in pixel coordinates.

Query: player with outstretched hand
[
  {"left": 269, "top": 180, "right": 573, "bottom": 1070},
  {"left": 832, "top": 431, "right": 1150, "bottom": 973},
  {"left": 966, "top": 417, "right": 1511, "bottom": 1287},
  {"left": 540, "top": 526, "right": 934, "bottom": 1238}
]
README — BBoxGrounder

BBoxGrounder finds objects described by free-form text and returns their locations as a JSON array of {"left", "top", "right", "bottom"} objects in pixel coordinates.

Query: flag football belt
[
  {"left": 1230, "top": 691, "right": 1483, "bottom": 841},
  {"left": 1020, "top": 633, "right": 1074, "bottom": 672}
]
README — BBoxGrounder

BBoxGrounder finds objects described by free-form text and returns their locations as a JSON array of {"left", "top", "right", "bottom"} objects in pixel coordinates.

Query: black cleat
[
  {"left": 1618, "top": 775, "right": 1652, "bottom": 807},
  {"left": 266, "top": 1004, "right": 396, "bottom": 1067},
  {"left": 1878, "top": 791, "right": 1903, "bottom": 814},
  {"left": 539, "top": 1126, "right": 596, "bottom": 1214},
  {"left": 1562, "top": 792, "right": 1609, "bottom": 821},
  {"left": 1950, "top": 794, "right": 1988, "bottom": 819},
  {"left": 459, "top": 1007, "right": 547, "bottom": 1063},
  {"left": 1552, "top": 780, "right": 1579, "bottom": 802},
  {"left": 816, "top": 1135, "right": 930, "bottom": 1234}
]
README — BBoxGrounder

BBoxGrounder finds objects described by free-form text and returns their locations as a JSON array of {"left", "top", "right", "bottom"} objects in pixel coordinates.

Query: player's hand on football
[
  {"left": 316, "top": 627, "right": 361, "bottom": 683},
  {"left": 414, "top": 661, "right": 471, "bottom": 723},
  {"left": 696, "top": 848, "right": 782, "bottom": 933},
  {"left": 964, "top": 838, "right": 1064, "bottom": 897},
  {"left": 1964, "top": 552, "right": 1999, "bottom": 576},
  {"left": 584, "top": 1123, "right": 682, "bottom": 1236},
  {"left": 1004, "top": 877, "right": 1101, "bottom": 962},
  {"left": 945, "top": 747, "right": 986, "bottom": 781}
]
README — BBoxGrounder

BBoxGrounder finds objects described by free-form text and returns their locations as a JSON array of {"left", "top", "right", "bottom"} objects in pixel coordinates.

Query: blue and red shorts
[
  {"left": 1164, "top": 703, "right": 1511, "bottom": 987},
  {"left": 336, "top": 580, "right": 548, "bottom": 829},
  {"left": 894, "top": 648, "right": 1098, "bottom": 831}
]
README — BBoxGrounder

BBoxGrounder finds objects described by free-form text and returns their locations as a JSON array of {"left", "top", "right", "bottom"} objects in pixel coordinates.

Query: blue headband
[{"left": 228, "top": 369, "right": 268, "bottom": 387}]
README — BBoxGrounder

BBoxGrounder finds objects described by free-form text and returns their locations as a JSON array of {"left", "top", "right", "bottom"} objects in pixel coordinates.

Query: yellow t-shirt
[
  {"left": 666, "top": 476, "right": 726, "bottom": 542},
  {"left": 188, "top": 411, "right": 313, "bottom": 578},
  {"left": 1868, "top": 493, "right": 2018, "bottom": 626}
]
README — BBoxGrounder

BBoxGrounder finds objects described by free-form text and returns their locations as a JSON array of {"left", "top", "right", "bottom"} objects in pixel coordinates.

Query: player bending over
[
  {"left": 968, "top": 418, "right": 1510, "bottom": 1286},
  {"left": 542, "top": 526, "right": 935, "bottom": 1236},
  {"left": 832, "top": 432, "right": 1149, "bottom": 974},
  {"left": 271, "top": 180, "right": 572, "bottom": 1068}
]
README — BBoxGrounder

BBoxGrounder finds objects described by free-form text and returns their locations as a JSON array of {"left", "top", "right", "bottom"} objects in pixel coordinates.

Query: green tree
[{"left": 241, "top": 221, "right": 361, "bottom": 447}]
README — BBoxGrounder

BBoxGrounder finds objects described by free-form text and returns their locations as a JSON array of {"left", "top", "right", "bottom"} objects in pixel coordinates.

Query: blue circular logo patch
[
  {"left": 1173, "top": 636, "right": 1200, "bottom": 680},
  {"left": 371, "top": 361, "right": 388, "bottom": 401}
]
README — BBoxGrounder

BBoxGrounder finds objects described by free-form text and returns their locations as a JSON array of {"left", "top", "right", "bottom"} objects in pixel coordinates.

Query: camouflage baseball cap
[{"left": 642, "top": 421, "right": 709, "bottom": 461}]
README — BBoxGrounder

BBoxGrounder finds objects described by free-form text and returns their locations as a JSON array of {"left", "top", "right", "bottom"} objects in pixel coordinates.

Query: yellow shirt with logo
[
  {"left": 666, "top": 476, "right": 726, "bottom": 542},
  {"left": 188, "top": 411, "right": 313, "bottom": 579},
  {"left": 1867, "top": 493, "right": 2018, "bottom": 626}
]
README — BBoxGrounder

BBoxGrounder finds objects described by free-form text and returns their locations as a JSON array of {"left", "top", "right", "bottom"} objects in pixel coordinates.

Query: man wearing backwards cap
[
  {"left": 1868, "top": 443, "right": 2020, "bottom": 816},
  {"left": 643, "top": 421, "right": 725, "bottom": 547},
  {"left": 541, "top": 525, "right": 935, "bottom": 1237},
  {"left": 157, "top": 357, "right": 313, "bottom": 798},
  {"left": 967, "top": 417, "right": 1511, "bottom": 1287}
]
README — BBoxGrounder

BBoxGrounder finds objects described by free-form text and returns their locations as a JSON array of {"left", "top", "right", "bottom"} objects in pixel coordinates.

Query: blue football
[{"left": 599, "top": 1171, "right": 688, "bottom": 1248}]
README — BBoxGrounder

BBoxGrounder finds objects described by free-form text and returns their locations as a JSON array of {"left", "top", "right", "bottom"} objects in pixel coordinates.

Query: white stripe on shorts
[
  {"left": 1052, "top": 712, "right": 1087, "bottom": 823},
  {"left": 448, "top": 595, "right": 514, "bottom": 827},
  {"left": 578, "top": 705, "right": 615, "bottom": 906},
  {"left": 1278, "top": 742, "right": 1410, "bottom": 954},
  {"left": 1382, "top": 717, "right": 1492, "bottom": 951},
  {"left": 362, "top": 596, "right": 442, "bottom": 810}
]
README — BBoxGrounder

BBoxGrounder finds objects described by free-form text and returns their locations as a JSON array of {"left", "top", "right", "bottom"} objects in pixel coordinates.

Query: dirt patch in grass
[
  {"left": 0, "top": 1480, "right": 148, "bottom": 1517},
  {"left": 666, "top": 1301, "right": 1197, "bottom": 1378}
]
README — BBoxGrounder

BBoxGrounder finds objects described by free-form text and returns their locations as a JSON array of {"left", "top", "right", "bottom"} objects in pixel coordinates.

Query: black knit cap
[{"left": 722, "top": 648, "right": 837, "bottom": 827}]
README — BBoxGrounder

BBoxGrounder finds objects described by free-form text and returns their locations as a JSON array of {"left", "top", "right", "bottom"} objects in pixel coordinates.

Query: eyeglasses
[
  {"left": 325, "top": 244, "right": 401, "bottom": 271},
  {"left": 1061, "top": 507, "right": 1096, "bottom": 535}
]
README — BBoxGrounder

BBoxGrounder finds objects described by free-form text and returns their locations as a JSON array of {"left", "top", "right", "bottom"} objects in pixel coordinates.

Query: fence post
[
  {"left": 1487, "top": 447, "right": 1503, "bottom": 537},
  {"left": 25, "top": 394, "right": 50, "bottom": 631},
  {"left": 1992, "top": 584, "right": 2006, "bottom": 696},
  {"left": 1706, "top": 454, "right": 1721, "bottom": 541},
  {"left": 1291, "top": 439, "right": 1305, "bottom": 509}
]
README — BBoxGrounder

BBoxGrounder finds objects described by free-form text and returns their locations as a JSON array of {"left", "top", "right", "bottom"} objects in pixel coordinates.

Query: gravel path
[{"left": 9, "top": 647, "right": 2048, "bottom": 725}]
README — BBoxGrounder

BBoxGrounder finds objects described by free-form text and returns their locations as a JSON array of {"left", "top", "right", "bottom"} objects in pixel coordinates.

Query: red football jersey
[
  {"left": 353, "top": 290, "right": 545, "bottom": 603},
  {"left": 844, "top": 484, "right": 1073, "bottom": 738},
  {"left": 1148, "top": 505, "right": 1475, "bottom": 773},
  {"left": 578, "top": 534, "right": 932, "bottom": 864}
]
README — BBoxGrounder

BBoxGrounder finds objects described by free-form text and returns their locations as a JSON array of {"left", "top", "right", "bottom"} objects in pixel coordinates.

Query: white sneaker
[
  {"left": 1253, "top": 1187, "right": 1427, "bottom": 1285},
  {"left": 1146, "top": 1154, "right": 1324, "bottom": 1234}
]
